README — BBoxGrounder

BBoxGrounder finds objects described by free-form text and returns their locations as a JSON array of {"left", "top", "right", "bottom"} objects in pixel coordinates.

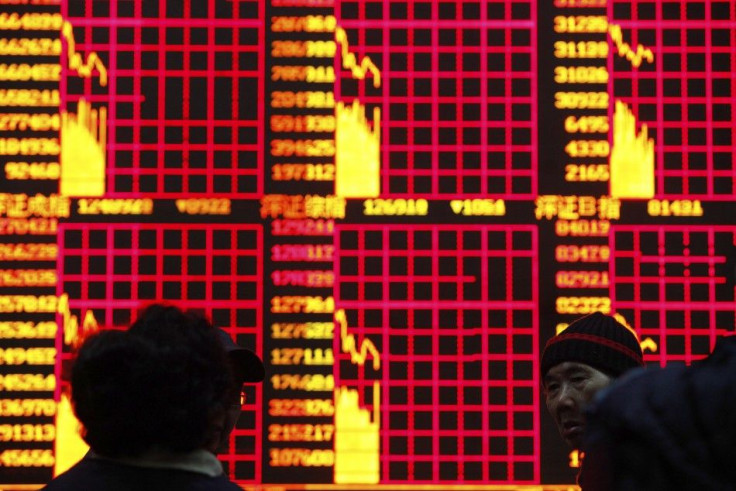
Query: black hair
[
  {"left": 71, "top": 304, "right": 233, "bottom": 457},
  {"left": 72, "top": 330, "right": 157, "bottom": 457}
]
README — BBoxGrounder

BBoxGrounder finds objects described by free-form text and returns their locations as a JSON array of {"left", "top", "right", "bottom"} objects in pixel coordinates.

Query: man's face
[
  {"left": 543, "top": 361, "right": 612, "bottom": 449},
  {"left": 207, "top": 384, "right": 244, "bottom": 454}
]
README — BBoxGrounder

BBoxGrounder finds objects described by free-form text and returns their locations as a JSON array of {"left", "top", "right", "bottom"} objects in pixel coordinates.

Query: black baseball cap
[{"left": 215, "top": 329, "right": 265, "bottom": 383}]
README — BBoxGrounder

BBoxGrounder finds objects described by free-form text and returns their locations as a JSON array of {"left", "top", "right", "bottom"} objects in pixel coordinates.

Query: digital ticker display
[{"left": 0, "top": 0, "right": 735, "bottom": 489}]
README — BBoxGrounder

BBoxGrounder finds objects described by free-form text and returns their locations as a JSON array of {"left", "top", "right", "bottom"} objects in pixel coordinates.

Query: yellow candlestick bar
[
  {"left": 53, "top": 393, "right": 89, "bottom": 477},
  {"left": 334, "top": 383, "right": 380, "bottom": 484},
  {"left": 335, "top": 101, "right": 381, "bottom": 198},
  {"left": 609, "top": 100, "right": 655, "bottom": 199},
  {"left": 60, "top": 98, "right": 106, "bottom": 197}
]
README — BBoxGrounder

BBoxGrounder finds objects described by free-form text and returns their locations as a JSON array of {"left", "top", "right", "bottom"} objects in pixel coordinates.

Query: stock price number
[
  {"left": 271, "top": 348, "right": 334, "bottom": 366},
  {"left": 556, "top": 296, "right": 611, "bottom": 314},
  {"left": 565, "top": 140, "right": 609, "bottom": 158},
  {"left": 554, "top": 41, "right": 608, "bottom": 58},
  {"left": 647, "top": 199, "right": 703, "bottom": 217},
  {"left": 271, "top": 296, "right": 334, "bottom": 314},
  {"left": 272, "top": 219, "right": 334, "bottom": 236},
  {"left": 270, "top": 115, "right": 335, "bottom": 133},
  {"left": 0, "top": 449, "right": 54, "bottom": 467},
  {"left": 555, "top": 219, "right": 610, "bottom": 237},
  {"left": 269, "top": 448, "right": 334, "bottom": 467},
  {"left": 268, "top": 424, "right": 334, "bottom": 442},
  {"left": 271, "top": 322, "right": 334, "bottom": 340},
  {"left": 564, "top": 116, "right": 609, "bottom": 134},
  {"left": 271, "top": 139, "right": 335, "bottom": 157},
  {"left": 363, "top": 198, "right": 429, "bottom": 216},
  {"left": 270, "top": 373, "right": 334, "bottom": 392},
  {"left": 565, "top": 164, "right": 609, "bottom": 182},
  {"left": 555, "top": 66, "right": 608, "bottom": 84},
  {"left": 0, "top": 347, "right": 55, "bottom": 364},
  {"left": 553, "top": 15, "right": 608, "bottom": 33},
  {"left": 0, "top": 423, "right": 55, "bottom": 442},
  {"left": 555, "top": 270, "right": 610, "bottom": 288},
  {"left": 555, "top": 92, "right": 609, "bottom": 110},
  {"left": 271, "top": 65, "right": 335, "bottom": 83},
  {"left": 269, "top": 398, "right": 335, "bottom": 417},
  {"left": 555, "top": 245, "right": 610, "bottom": 263},
  {"left": 271, "top": 244, "right": 334, "bottom": 262},
  {"left": 0, "top": 399, "right": 56, "bottom": 417},
  {"left": 271, "top": 163, "right": 335, "bottom": 181},
  {"left": 271, "top": 40, "right": 336, "bottom": 58}
]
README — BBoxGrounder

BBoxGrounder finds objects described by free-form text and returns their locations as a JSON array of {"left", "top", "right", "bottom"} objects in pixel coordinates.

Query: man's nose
[{"left": 555, "top": 384, "right": 577, "bottom": 410}]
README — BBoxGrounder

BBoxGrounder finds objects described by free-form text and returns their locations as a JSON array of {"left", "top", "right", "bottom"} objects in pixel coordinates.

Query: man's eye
[{"left": 571, "top": 376, "right": 587, "bottom": 384}]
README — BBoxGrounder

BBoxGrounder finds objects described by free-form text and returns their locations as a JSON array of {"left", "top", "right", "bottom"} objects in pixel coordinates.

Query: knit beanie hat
[{"left": 541, "top": 312, "right": 644, "bottom": 378}]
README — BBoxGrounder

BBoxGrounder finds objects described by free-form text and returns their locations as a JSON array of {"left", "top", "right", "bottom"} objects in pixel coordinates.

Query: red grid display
[
  {"left": 55, "top": 223, "right": 264, "bottom": 481},
  {"left": 335, "top": 0, "right": 537, "bottom": 198},
  {"left": 334, "top": 225, "right": 540, "bottom": 483},
  {"left": 608, "top": 0, "right": 736, "bottom": 198},
  {"left": 610, "top": 226, "right": 736, "bottom": 366},
  {"left": 61, "top": 0, "right": 264, "bottom": 197}
]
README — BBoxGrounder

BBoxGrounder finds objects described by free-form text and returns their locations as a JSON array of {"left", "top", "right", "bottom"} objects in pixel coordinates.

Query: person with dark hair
[
  {"left": 582, "top": 334, "right": 736, "bottom": 491},
  {"left": 541, "top": 312, "right": 644, "bottom": 453},
  {"left": 126, "top": 304, "right": 265, "bottom": 454},
  {"left": 44, "top": 304, "right": 263, "bottom": 490}
]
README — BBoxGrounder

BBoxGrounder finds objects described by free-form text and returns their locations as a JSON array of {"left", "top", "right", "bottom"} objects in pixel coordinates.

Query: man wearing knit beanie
[{"left": 541, "top": 312, "right": 644, "bottom": 450}]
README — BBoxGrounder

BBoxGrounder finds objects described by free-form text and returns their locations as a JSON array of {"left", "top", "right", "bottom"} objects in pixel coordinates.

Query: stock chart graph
[{"left": 1, "top": 0, "right": 735, "bottom": 489}]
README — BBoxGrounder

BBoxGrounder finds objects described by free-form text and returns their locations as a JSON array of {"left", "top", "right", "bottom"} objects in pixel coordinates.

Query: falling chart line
[
  {"left": 61, "top": 20, "right": 108, "bottom": 86},
  {"left": 335, "top": 308, "right": 381, "bottom": 370},
  {"left": 57, "top": 292, "right": 99, "bottom": 349},
  {"left": 335, "top": 26, "right": 381, "bottom": 88},
  {"left": 608, "top": 23, "right": 654, "bottom": 68}
]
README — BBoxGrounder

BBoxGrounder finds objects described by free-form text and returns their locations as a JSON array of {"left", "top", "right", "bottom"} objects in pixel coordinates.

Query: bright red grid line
[
  {"left": 609, "top": 225, "right": 736, "bottom": 368},
  {"left": 336, "top": 2, "right": 537, "bottom": 199},
  {"left": 609, "top": 46, "right": 733, "bottom": 53},
  {"left": 58, "top": 18, "right": 263, "bottom": 27},
  {"left": 332, "top": 20, "right": 535, "bottom": 28},
  {"left": 612, "top": 72, "right": 735, "bottom": 78},
  {"left": 382, "top": 170, "right": 535, "bottom": 177},
  {"left": 63, "top": 0, "right": 264, "bottom": 199},
  {"left": 607, "top": 1, "right": 736, "bottom": 199},
  {"left": 351, "top": 96, "right": 535, "bottom": 102},
  {"left": 342, "top": 46, "right": 535, "bottom": 53},
  {"left": 334, "top": 224, "right": 539, "bottom": 483},
  {"left": 379, "top": 120, "right": 535, "bottom": 127},
  {"left": 52, "top": 43, "right": 262, "bottom": 52},
  {"left": 56, "top": 221, "right": 263, "bottom": 481}
]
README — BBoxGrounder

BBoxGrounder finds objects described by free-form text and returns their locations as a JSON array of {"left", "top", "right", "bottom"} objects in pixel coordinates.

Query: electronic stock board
[{"left": 0, "top": 0, "right": 735, "bottom": 488}]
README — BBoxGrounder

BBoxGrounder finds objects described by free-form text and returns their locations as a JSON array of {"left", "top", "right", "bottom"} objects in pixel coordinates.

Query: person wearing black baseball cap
[{"left": 541, "top": 312, "right": 644, "bottom": 450}]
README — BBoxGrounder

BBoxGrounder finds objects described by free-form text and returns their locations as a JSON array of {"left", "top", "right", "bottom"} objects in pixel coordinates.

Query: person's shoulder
[
  {"left": 41, "top": 456, "right": 106, "bottom": 490},
  {"left": 208, "top": 475, "right": 243, "bottom": 490}
]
